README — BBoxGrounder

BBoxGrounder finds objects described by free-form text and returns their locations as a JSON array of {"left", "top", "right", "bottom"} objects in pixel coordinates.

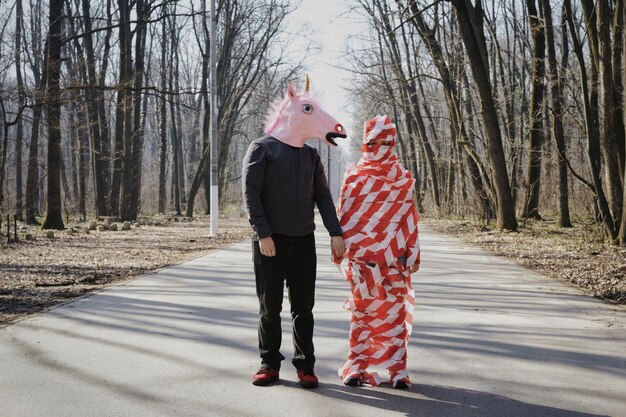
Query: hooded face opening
[
  {"left": 361, "top": 115, "right": 397, "bottom": 162},
  {"left": 366, "top": 138, "right": 393, "bottom": 147}
]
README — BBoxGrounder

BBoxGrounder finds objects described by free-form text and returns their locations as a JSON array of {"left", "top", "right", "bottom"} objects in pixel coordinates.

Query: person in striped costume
[{"left": 335, "top": 115, "right": 420, "bottom": 389}]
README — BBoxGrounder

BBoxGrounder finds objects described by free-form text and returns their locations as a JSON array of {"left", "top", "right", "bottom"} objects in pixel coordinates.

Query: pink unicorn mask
[{"left": 265, "top": 81, "right": 347, "bottom": 148}]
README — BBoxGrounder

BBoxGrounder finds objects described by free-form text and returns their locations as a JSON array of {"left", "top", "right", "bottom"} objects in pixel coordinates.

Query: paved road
[{"left": 1, "top": 228, "right": 625, "bottom": 417}]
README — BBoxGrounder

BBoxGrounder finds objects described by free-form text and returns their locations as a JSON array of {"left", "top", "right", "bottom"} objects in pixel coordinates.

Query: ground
[
  {"left": 0, "top": 216, "right": 251, "bottom": 327},
  {"left": 422, "top": 217, "right": 626, "bottom": 304},
  {"left": 1, "top": 215, "right": 624, "bottom": 327}
]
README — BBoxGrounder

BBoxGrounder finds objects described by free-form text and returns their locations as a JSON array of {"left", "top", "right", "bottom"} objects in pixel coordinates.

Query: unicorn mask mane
[{"left": 264, "top": 78, "right": 347, "bottom": 148}]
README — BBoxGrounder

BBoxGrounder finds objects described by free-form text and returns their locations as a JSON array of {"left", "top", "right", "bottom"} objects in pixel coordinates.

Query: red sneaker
[
  {"left": 296, "top": 368, "right": 319, "bottom": 388},
  {"left": 252, "top": 367, "right": 279, "bottom": 386}
]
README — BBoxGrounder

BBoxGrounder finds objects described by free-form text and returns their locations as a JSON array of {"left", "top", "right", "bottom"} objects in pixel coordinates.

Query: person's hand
[
  {"left": 331, "top": 236, "right": 345, "bottom": 261},
  {"left": 259, "top": 236, "right": 276, "bottom": 257},
  {"left": 408, "top": 264, "right": 419, "bottom": 274}
]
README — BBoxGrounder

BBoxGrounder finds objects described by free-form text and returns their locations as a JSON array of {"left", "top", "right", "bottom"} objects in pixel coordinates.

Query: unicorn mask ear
[{"left": 286, "top": 84, "right": 298, "bottom": 101}]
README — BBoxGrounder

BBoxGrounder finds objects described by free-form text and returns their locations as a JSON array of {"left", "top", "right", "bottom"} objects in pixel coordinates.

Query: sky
[{"left": 285, "top": 0, "right": 367, "bottom": 158}]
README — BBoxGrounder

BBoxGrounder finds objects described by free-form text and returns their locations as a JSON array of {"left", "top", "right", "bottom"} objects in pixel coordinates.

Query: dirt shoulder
[
  {"left": 0, "top": 216, "right": 251, "bottom": 327},
  {"left": 422, "top": 218, "right": 626, "bottom": 304}
]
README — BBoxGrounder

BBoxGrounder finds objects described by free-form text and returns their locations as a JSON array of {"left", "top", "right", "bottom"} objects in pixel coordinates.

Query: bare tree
[
  {"left": 186, "top": 0, "right": 296, "bottom": 217},
  {"left": 405, "top": 0, "right": 494, "bottom": 220},
  {"left": 41, "top": 0, "right": 65, "bottom": 229},
  {"left": 2, "top": 0, "right": 622, "bottom": 241},
  {"left": 522, "top": 0, "right": 546, "bottom": 220},
  {"left": 111, "top": 0, "right": 133, "bottom": 217},
  {"left": 564, "top": 0, "right": 616, "bottom": 238},
  {"left": 450, "top": 0, "right": 517, "bottom": 231},
  {"left": 24, "top": 0, "right": 47, "bottom": 225},
  {"left": 542, "top": 0, "right": 572, "bottom": 227},
  {"left": 14, "top": 0, "right": 25, "bottom": 221},
  {"left": 158, "top": 3, "right": 168, "bottom": 214},
  {"left": 0, "top": 102, "right": 23, "bottom": 212},
  {"left": 619, "top": 0, "right": 626, "bottom": 246},
  {"left": 119, "top": 0, "right": 150, "bottom": 221},
  {"left": 80, "top": 0, "right": 111, "bottom": 217},
  {"left": 596, "top": 0, "right": 623, "bottom": 232},
  {"left": 168, "top": 4, "right": 183, "bottom": 215}
]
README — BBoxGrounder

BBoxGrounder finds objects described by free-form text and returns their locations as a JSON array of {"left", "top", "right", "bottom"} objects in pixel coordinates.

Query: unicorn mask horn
[{"left": 265, "top": 77, "right": 347, "bottom": 148}]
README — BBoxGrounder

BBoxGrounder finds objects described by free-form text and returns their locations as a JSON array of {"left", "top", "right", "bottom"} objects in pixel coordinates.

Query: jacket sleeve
[
  {"left": 242, "top": 142, "right": 272, "bottom": 238},
  {"left": 312, "top": 150, "right": 343, "bottom": 237}
]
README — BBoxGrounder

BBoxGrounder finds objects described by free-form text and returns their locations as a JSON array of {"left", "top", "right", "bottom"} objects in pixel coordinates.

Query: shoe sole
[{"left": 299, "top": 381, "right": 318, "bottom": 388}]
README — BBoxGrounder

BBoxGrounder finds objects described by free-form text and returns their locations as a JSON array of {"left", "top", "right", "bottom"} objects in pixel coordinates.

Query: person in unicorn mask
[
  {"left": 242, "top": 80, "right": 346, "bottom": 388},
  {"left": 335, "top": 115, "right": 420, "bottom": 390}
]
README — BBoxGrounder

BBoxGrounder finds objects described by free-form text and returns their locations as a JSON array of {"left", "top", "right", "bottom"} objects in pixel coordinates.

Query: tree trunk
[
  {"left": 158, "top": 6, "right": 168, "bottom": 214},
  {"left": 121, "top": 0, "right": 149, "bottom": 221},
  {"left": 25, "top": 37, "right": 48, "bottom": 225},
  {"left": 187, "top": 1, "right": 212, "bottom": 217},
  {"left": 41, "top": 0, "right": 65, "bottom": 230},
  {"left": 523, "top": 0, "right": 546, "bottom": 220},
  {"left": 186, "top": 147, "right": 211, "bottom": 218},
  {"left": 63, "top": 31, "right": 85, "bottom": 220},
  {"left": 614, "top": 0, "right": 625, "bottom": 177},
  {"left": 170, "top": 92, "right": 182, "bottom": 215},
  {"left": 169, "top": 9, "right": 182, "bottom": 215},
  {"left": 495, "top": 1, "right": 518, "bottom": 202},
  {"left": 201, "top": 0, "right": 211, "bottom": 215},
  {"left": 185, "top": 24, "right": 211, "bottom": 218},
  {"left": 110, "top": 0, "right": 132, "bottom": 216},
  {"left": 462, "top": 72, "right": 496, "bottom": 220},
  {"left": 80, "top": 0, "right": 109, "bottom": 216},
  {"left": 69, "top": 106, "right": 79, "bottom": 205},
  {"left": 15, "top": 0, "right": 25, "bottom": 221},
  {"left": 188, "top": 95, "right": 202, "bottom": 183},
  {"left": 452, "top": 0, "right": 517, "bottom": 231},
  {"left": 542, "top": 0, "right": 572, "bottom": 227},
  {"left": 596, "top": 0, "right": 624, "bottom": 232},
  {"left": 171, "top": 5, "right": 186, "bottom": 207},
  {"left": 512, "top": 23, "right": 528, "bottom": 209},
  {"left": 69, "top": 103, "right": 87, "bottom": 220},
  {"left": 97, "top": 0, "right": 114, "bottom": 210},
  {"left": 410, "top": 5, "right": 493, "bottom": 219},
  {"left": 619, "top": 1, "right": 626, "bottom": 245},
  {"left": 0, "top": 109, "right": 10, "bottom": 210},
  {"left": 564, "top": 0, "right": 616, "bottom": 238},
  {"left": 375, "top": 1, "right": 440, "bottom": 208}
]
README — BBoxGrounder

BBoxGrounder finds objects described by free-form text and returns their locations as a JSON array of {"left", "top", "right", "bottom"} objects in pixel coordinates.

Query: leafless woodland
[
  {"left": 346, "top": 0, "right": 626, "bottom": 244},
  {"left": 0, "top": 0, "right": 625, "bottom": 246}
]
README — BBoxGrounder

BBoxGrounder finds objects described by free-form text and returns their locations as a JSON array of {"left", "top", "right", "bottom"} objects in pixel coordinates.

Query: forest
[{"left": 0, "top": 0, "right": 625, "bottom": 246}]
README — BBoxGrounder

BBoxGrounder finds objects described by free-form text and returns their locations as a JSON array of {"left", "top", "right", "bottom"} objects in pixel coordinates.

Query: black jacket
[{"left": 242, "top": 136, "right": 342, "bottom": 239}]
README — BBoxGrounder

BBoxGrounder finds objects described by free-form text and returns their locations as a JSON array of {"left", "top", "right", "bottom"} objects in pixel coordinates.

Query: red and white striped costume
[{"left": 335, "top": 115, "right": 420, "bottom": 387}]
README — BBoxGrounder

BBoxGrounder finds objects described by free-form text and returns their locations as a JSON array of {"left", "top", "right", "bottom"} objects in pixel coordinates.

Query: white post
[{"left": 209, "top": 0, "right": 219, "bottom": 235}]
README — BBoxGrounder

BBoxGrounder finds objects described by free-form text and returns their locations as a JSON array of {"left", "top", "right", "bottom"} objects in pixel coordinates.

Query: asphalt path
[{"left": 1, "top": 227, "right": 625, "bottom": 417}]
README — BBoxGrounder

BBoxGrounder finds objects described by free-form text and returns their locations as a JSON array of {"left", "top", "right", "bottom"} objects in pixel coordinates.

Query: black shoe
[
  {"left": 344, "top": 375, "right": 362, "bottom": 387},
  {"left": 393, "top": 379, "right": 410, "bottom": 389}
]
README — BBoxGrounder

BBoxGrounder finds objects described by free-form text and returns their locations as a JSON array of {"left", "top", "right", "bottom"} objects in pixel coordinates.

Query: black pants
[{"left": 253, "top": 233, "right": 316, "bottom": 371}]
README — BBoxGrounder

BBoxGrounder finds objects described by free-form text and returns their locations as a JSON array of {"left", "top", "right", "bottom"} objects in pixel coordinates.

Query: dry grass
[
  {"left": 423, "top": 217, "right": 626, "bottom": 304},
  {"left": 0, "top": 216, "right": 251, "bottom": 327}
]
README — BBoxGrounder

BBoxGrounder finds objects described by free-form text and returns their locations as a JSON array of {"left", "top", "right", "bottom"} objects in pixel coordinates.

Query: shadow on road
[{"left": 310, "top": 382, "right": 609, "bottom": 417}]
